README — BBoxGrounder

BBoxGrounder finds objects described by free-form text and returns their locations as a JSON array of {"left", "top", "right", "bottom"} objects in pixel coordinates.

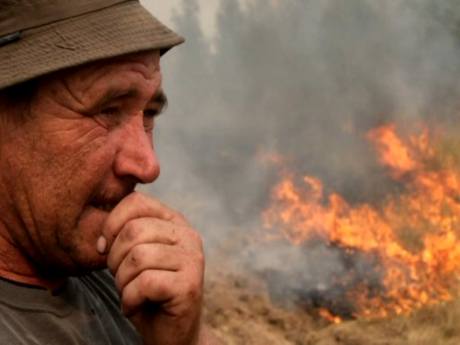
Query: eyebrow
[{"left": 89, "top": 87, "right": 168, "bottom": 114}]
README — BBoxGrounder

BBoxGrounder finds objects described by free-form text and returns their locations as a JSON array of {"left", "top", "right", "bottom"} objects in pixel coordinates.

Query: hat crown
[
  {"left": 0, "top": 0, "right": 128, "bottom": 36},
  {"left": 0, "top": 0, "right": 184, "bottom": 91}
]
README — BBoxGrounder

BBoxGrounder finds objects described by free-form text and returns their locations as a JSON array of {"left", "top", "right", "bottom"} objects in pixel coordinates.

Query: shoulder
[{"left": 0, "top": 278, "right": 76, "bottom": 344}]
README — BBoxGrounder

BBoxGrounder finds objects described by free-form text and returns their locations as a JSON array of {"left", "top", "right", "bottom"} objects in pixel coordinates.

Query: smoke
[{"left": 141, "top": 0, "right": 460, "bottom": 290}]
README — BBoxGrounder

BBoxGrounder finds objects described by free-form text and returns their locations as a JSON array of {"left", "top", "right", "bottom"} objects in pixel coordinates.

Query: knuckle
[
  {"left": 195, "top": 250, "right": 205, "bottom": 267},
  {"left": 129, "top": 245, "right": 147, "bottom": 268},
  {"left": 170, "top": 211, "right": 189, "bottom": 225},
  {"left": 138, "top": 271, "right": 169, "bottom": 297},
  {"left": 189, "top": 228, "right": 203, "bottom": 247},
  {"left": 185, "top": 279, "right": 203, "bottom": 302},
  {"left": 174, "top": 211, "right": 186, "bottom": 221},
  {"left": 155, "top": 281, "right": 169, "bottom": 298},
  {"left": 138, "top": 271, "right": 155, "bottom": 291},
  {"left": 169, "top": 227, "right": 179, "bottom": 244},
  {"left": 121, "top": 221, "right": 142, "bottom": 243}
]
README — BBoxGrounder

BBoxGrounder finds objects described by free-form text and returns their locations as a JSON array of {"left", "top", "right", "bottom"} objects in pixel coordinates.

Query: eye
[
  {"left": 143, "top": 109, "right": 160, "bottom": 118},
  {"left": 101, "top": 106, "right": 121, "bottom": 116}
]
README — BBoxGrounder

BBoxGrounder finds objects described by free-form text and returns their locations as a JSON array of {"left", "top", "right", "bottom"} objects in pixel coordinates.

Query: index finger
[{"left": 99, "top": 192, "right": 188, "bottom": 253}]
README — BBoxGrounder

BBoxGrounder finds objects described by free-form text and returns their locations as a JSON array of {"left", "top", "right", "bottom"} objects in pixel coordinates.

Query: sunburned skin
[{"left": 0, "top": 51, "right": 164, "bottom": 284}]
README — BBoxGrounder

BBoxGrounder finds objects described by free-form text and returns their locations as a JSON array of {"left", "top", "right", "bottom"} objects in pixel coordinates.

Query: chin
[
  {"left": 37, "top": 243, "right": 108, "bottom": 278},
  {"left": 69, "top": 249, "right": 109, "bottom": 276}
]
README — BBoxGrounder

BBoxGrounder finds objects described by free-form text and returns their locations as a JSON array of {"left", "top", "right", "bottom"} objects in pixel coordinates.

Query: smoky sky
[{"left": 142, "top": 0, "right": 460, "bottom": 255}]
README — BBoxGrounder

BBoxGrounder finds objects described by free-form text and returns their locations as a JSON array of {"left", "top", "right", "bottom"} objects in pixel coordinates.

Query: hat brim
[{"left": 0, "top": 1, "right": 184, "bottom": 90}]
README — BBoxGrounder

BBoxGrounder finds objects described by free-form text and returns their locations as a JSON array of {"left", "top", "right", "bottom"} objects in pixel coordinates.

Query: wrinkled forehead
[
  {"left": 37, "top": 50, "right": 163, "bottom": 107},
  {"left": 45, "top": 51, "right": 161, "bottom": 92},
  {"left": 59, "top": 50, "right": 161, "bottom": 84}
]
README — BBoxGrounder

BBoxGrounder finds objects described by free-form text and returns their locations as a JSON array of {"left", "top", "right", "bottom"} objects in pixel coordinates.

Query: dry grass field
[{"left": 204, "top": 265, "right": 460, "bottom": 345}]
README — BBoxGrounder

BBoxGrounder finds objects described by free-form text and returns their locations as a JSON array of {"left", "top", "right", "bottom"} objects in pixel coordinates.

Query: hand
[{"left": 100, "top": 192, "right": 205, "bottom": 345}]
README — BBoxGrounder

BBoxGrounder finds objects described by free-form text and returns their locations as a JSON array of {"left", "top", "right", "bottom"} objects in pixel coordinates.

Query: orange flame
[
  {"left": 319, "top": 308, "right": 343, "bottom": 324},
  {"left": 263, "top": 124, "right": 460, "bottom": 319}
]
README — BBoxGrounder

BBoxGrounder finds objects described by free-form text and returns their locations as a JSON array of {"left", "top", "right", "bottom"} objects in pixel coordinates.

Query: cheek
[
  {"left": 41, "top": 124, "right": 113, "bottom": 181},
  {"left": 12, "top": 117, "right": 119, "bottom": 216},
  {"left": 28, "top": 135, "right": 115, "bottom": 219}
]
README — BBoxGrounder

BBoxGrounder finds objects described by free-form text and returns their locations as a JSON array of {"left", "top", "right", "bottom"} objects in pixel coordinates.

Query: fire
[
  {"left": 262, "top": 123, "right": 460, "bottom": 319},
  {"left": 366, "top": 124, "right": 422, "bottom": 179},
  {"left": 319, "top": 308, "right": 342, "bottom": 324}
]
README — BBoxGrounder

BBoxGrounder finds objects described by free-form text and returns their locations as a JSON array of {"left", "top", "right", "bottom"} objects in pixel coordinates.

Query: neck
[{"left": 0, "top": 229, "right": 66, "bottom": 290}]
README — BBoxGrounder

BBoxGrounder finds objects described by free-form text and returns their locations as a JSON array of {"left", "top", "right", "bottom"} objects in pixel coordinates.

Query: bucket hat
[{"left": 0, "top": 0, "right": 184, "bottom": 90}]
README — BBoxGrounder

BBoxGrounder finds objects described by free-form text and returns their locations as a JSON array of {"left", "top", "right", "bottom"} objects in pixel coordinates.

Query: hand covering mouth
[
  {"left": 89, "top": 192, "right": 132, "bottom": 212},
  {"left": 91, "top": 201, "right": 118, "bottom": 212}
]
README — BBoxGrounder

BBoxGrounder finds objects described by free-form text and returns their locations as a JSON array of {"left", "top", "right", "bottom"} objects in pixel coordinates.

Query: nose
[{"left": 113, "top": 115, "right": 160, "bottom": 184}]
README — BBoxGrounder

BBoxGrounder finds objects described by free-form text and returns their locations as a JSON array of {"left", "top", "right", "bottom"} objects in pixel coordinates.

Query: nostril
[
  {"left": 113, "top": 131, "right": 160, "bottom": 183},
  {"left": 135, "top": 153, "right": 160, "bottom": 184},
  {"left": 147, "top": 160, "right": 160, "bottom": 183}
]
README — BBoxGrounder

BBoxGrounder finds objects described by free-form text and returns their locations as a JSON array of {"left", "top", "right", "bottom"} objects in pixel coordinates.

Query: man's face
[{"left": 0, "top": 51, "right": 164, "bottom": 276}]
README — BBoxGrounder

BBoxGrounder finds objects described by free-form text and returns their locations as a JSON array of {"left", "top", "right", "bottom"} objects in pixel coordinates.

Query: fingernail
[{"left": 96, "top": 236, "right": 107, "bottom": 254}]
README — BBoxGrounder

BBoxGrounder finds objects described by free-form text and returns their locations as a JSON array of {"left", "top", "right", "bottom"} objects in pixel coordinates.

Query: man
[{"left": 0, "top": 1, "right": 216, "bottom": 344}]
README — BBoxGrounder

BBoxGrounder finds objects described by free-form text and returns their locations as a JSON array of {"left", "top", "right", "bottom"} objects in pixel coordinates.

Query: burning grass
[
  {"left": 262, "top": 123, "right": 460, "bottom": 320},
  {"left": 304, "top": 298, "right": 460, "bottom": 345},
  {"left": 203, "top": 122, "right": 460, "bottom": 344},
  {"left": 204, "top": 263, "right": 460, "bottom": 345}
]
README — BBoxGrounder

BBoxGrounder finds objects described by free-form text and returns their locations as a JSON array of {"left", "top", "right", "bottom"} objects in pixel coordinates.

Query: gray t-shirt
[{"left": 0, "top": 270, "right": 142, "bottom": 345}]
